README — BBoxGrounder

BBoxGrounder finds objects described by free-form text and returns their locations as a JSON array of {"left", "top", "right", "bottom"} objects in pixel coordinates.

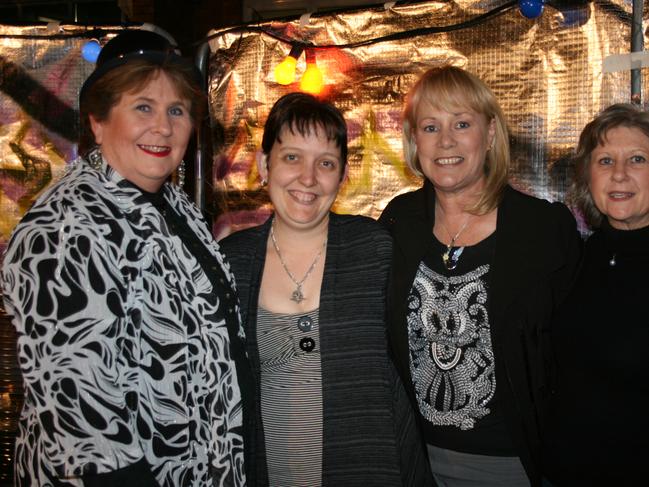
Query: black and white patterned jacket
[{"left": 2, "top": 158, "right": 248, "bottom": 487}]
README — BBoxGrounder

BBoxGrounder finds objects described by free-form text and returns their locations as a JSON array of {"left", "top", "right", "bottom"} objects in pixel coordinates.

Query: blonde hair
[{"left": 403, "top": 65, "right": 510, "bottom": 214}]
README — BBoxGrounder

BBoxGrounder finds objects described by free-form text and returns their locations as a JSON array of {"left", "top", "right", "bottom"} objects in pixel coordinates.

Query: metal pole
[
  {"left": 631, "top": 0, "right": 644, "bottom": 104},
  {"left": 195, "top": 41, "right": 210, "bottom": 213}
]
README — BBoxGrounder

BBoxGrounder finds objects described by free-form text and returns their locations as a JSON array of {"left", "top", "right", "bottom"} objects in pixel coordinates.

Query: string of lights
[
  {"left": 4, "top": 0, "right": 624, "bottom": 96},
  {"left": 208, "top": 0, "right": 520, "bottom": 48},
  {"left": 204, "top": 0, "right": 553, "bottom": 93}
]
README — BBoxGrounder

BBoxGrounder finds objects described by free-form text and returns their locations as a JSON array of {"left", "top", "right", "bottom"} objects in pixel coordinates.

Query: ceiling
[
  {"left": 0, "top": 0, "right": 126, "bottom": 23},
  {"left": 243, "top": 0, "right": 389, "bottom": 20}
]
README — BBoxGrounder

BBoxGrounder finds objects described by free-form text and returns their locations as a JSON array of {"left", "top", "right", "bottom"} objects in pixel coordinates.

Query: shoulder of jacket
[
  {"left": 380, "top": 187, "right": 425, "bottom": 225},
  {"left": 219, "top": 224, "right": 265, "bottom": 251},
  {"left": 334, "top": 213, "right": 379, "bottom": 229},
  {"left": 503, "top": 187, "right": 578, "bottom": 245},
  {"left": 333, "top": 213, "right": 391, "bottom": 241},
  {"left": 385, "top": 187, "right": 423, "bottom": 209},
  {"left": 505, "top": 186, "right": 571, "bottom": 217},
  {"left": 28, "top": 168, "right": 113, "bottom": 218}
]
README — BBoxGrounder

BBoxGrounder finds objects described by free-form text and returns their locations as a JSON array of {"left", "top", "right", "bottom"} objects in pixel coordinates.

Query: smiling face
[
  {"left": 589, "top": 126, "right": 649, "bottom": 230},
  {"left": 90, "top": 71, "right": 193, "bottom": 192},
  {"left": 260, "top": 124, "right": 346, "bottom": 233},
  {"left": 413, "top": 102, "right": 495, "bottom": 198}
]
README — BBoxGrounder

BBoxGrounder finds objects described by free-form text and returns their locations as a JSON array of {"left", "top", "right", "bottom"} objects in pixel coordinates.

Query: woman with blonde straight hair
[{"left": 380, "top": 65, "right": 581, "bottom": 486}]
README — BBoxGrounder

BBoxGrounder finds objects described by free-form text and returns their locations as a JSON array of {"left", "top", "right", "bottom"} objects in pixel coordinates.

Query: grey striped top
[{"left": 257, "top": 306, "right": 323, "bottom": 487}]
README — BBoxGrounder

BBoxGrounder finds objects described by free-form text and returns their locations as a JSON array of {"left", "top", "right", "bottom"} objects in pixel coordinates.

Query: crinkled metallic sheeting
[
  {"left": 208, "top": 0, "right": 649, "bottom": 238},
  {"left": 0, "top": 25, "right": 117, "bottom": 247},
  {"left": 0, "top": 25, "right": 119, "bottom": 483}
]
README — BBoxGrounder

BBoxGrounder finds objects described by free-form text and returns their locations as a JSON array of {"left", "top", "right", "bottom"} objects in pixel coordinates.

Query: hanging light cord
[{"left": 0, "top": 1, "right": 631, "bottom": 50}]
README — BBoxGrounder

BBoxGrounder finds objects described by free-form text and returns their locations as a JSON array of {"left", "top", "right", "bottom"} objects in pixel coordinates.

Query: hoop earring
[{"left": 176, "top": 160, "right": 186, "bottom": 189}]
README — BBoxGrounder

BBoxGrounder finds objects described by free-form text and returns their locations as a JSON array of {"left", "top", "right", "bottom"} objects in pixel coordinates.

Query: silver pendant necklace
[
  {"left": 270, "top": 223, "right": 327, "bottom": 303},
  {"left": 440, "top": 218, "right": 471, "bottom": 271}
]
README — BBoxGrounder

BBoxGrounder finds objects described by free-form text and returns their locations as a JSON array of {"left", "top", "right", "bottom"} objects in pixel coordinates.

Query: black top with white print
[{"left": 407, "top": 232, "right": 517, "bottom": 456}]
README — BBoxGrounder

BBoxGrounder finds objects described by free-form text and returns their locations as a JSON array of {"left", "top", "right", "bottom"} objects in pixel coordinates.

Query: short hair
[
  {"left": 261, "top": 92, "right": 348, "bottom": 176},
  {"left": 403, "top": 65, "right": 510, "bottom": 215},
  {"left": 79, "top": 59, "right": 205, "bottom": 156},
  {"left": 572, "top": 103, "right": 649, "bottom": 228}
]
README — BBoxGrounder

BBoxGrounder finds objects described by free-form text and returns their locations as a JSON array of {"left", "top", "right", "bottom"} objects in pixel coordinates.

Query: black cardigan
[
  {"left": 543, "top": 223, "right": 649, "bottom": 485},
  {"left": 220, "top": 212, "right": 433, "bottom": 486},
  {"left": 379, "top": 182, "right": 581, "bottom": 486}
]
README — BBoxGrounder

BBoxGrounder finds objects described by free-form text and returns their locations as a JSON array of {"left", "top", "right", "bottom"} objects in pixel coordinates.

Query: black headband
[{"left": 79, "top": 30, "right": 202, "bottom": 102}]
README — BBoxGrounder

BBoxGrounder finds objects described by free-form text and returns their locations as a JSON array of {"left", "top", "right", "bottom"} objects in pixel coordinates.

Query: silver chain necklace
[
  {"left": 270, "top": 223, "right": 327, "bottom": 303},
  {"left": 440, "top": 218, "right": 471, "bottom": 271}
]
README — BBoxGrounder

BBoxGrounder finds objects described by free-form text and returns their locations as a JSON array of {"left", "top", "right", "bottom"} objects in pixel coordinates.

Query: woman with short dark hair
[
  {"left": 2, "top": 30, "right": 251, "bottom": 487},
  {"left": 220, "top": 92, "right": 431, "bottom": 486},
  {"left": 543, "top": 103, "right": 649, "bottom": 485}
]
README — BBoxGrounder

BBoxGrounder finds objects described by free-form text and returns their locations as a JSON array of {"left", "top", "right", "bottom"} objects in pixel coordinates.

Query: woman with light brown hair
[
  {"left": 543, "top": 103, "right": 649, "bottom": 485},
  {"left": 379, "top": 65, "right": 581, "bottom": 486}
]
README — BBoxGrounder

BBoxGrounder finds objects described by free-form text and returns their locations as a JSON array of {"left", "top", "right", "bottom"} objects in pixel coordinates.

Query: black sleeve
[{"left": 82, "top": 458, "right": 159, "bottom": 487}]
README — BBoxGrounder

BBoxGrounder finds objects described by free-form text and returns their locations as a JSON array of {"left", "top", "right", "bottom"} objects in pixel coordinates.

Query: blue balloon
[
  {"left": 519, "top": 0, "right": 544, "bottom": 19},
  {"left": 81, "top": 40, "right": 101, "bottom": 63}
]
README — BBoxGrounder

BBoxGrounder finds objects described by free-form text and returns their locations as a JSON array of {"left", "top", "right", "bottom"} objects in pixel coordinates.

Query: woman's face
[
  {"left": 413, "top": 102, "right": 495, "bottom": 197},
  {"left": 259, "top": 125, "right": 346, "bottom": 233},
  {"left": 589, "top": 126, "right": 649, "bottom": 230},
  {"left": 90, "top": 71, "right": 193, "bottom": 192}
]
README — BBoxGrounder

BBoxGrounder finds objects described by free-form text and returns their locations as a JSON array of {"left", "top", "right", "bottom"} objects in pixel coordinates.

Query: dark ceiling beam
[
  {"left": 0, "top": 0, "right": 109, "bottom": 4},
  {"left": 118, "top": 0, "right": 154, "bottom": 22}
]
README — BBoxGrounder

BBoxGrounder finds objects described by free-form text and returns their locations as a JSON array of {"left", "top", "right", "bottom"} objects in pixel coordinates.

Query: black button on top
[{"left": 297, "top": 316, "right": 313, "bottom": 332}]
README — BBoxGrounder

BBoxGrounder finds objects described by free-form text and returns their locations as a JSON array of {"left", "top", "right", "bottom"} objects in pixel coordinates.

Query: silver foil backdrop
[
  {"left": 0, "top": 25, "right": 116, "bottom": 485},
  {"left": 0, "top": 1, "right": 648, "bottom": 482},
  {"left": 207, "top": 0, "right": 649, "bottom": 238}
]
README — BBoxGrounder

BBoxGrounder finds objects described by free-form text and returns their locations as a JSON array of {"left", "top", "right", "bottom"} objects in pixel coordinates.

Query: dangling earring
[
  {"left": 260, "top": 178, "right": 267, "bottom": 187},
  {"left": 87, "top": 147, "right": 103, "bottom": 170},
  {"left": 176, "top": 160, "right": 186, "bottom": 189}
]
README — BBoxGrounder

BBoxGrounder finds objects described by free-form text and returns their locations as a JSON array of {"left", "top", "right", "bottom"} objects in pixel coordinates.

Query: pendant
[
  {"left": 442, "top": 246, "right": 464, "bottom": 271},
  {"left": 291, "top": 286, "right": 305, "bottom": 303}
]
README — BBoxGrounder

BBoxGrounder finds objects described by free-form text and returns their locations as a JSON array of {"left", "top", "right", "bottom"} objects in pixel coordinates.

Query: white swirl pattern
[
  {"left": 2, "top": 158, "right": 246, "bottom": 486},
  {"left": 407, "top": 263, "right": 495, "bottom": 431}
]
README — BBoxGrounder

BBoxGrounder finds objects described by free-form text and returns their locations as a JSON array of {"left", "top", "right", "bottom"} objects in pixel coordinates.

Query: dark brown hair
[{"left": 261, "top": 92, "right": 348, "bottom": 176}]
